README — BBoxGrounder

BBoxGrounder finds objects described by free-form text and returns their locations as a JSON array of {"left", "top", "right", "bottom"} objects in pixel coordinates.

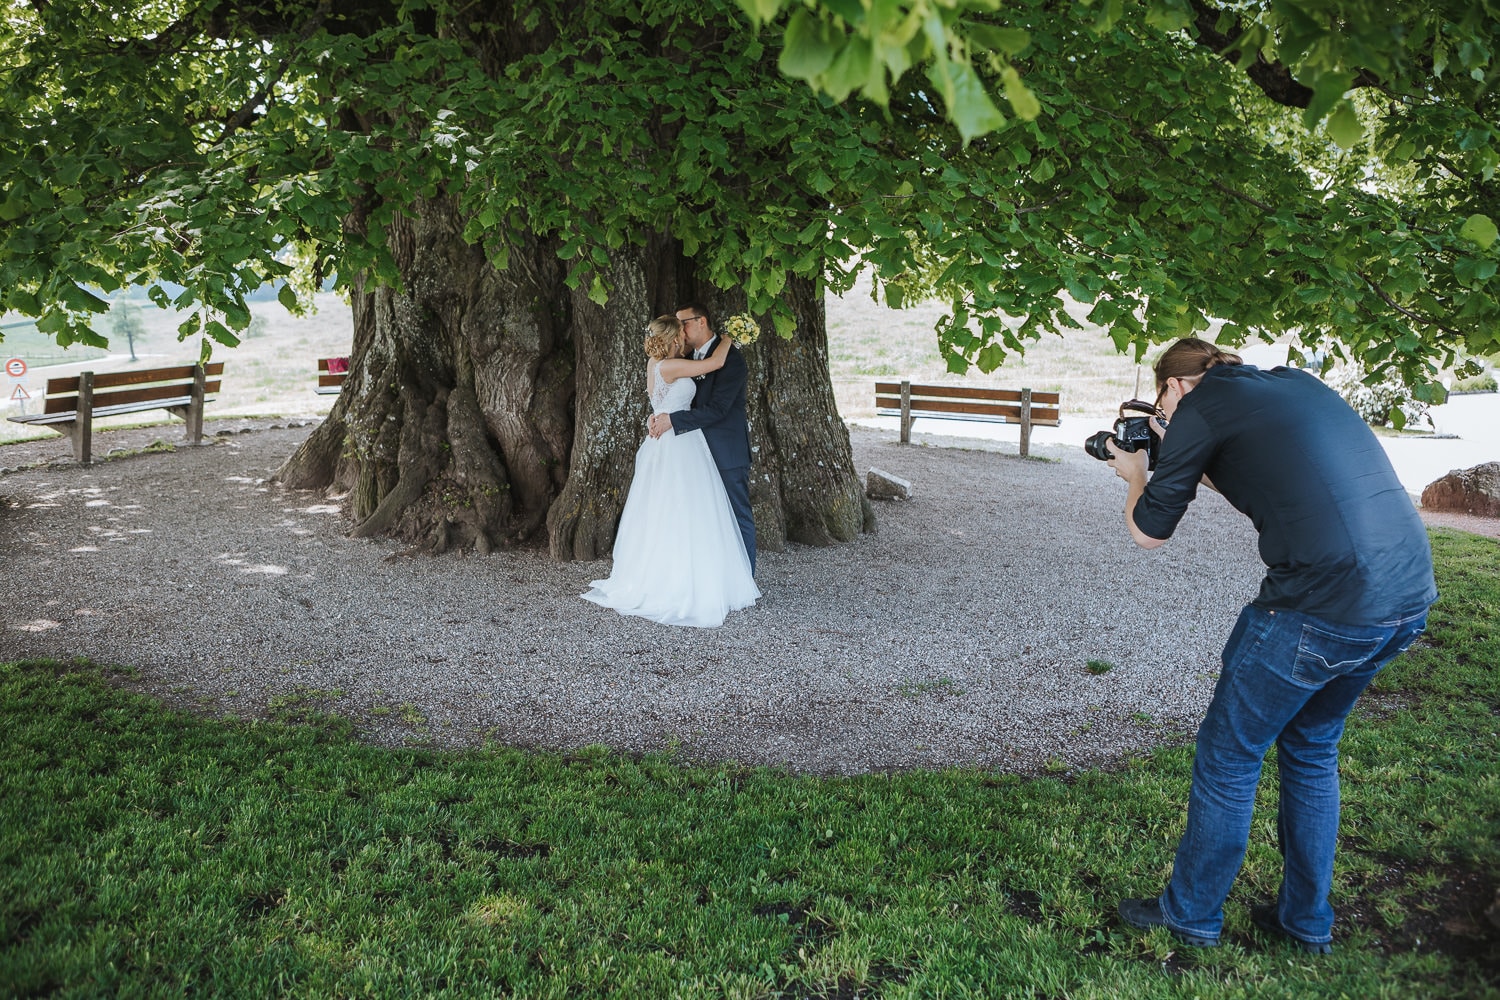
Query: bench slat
[
  {"left": 10, "top": 396, "right": 199, "bottom": 424},
  {"left": 873, "top": 382, "right": 1060, "bottom": 406},
  {"left": 875, "top": 396, "right": 1061, "bottom": 424},
  {"left": 45, "top": 362, "right": 226, "bottom": 395},
  {"left": 45, "top": 380, "right": 220, "bottom": 414}
]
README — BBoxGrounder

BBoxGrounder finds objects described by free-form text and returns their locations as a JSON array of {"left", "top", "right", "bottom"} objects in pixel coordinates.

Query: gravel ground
[{"left": 0, "top": 419, "right": 1489, "bottom": 775}]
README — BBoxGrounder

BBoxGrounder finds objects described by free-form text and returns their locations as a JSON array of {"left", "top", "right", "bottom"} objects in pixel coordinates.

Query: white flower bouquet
[{"left": 721, "top": 312, "right": 761, "bottom": 346}]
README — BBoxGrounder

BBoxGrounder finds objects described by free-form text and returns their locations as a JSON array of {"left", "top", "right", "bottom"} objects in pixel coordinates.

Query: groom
[{"left": 648, "top": 302, "right": 756, "bottom": 575}]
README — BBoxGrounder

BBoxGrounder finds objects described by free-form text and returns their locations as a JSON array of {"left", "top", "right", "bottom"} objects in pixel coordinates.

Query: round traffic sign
[{"left": 4, "top": 358, "right": 25, "bottom": 379}]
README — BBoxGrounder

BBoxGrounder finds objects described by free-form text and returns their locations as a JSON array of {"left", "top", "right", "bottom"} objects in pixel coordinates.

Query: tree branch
[
  {"left": 218, "top": 1, "right": 334, "bottom": 142},
  {"left": 1357, "top": 271, "right": 1468, "bottom": 339},
  {"left": 1186, "top": 0, "right": 1382, "bottom": 109}
]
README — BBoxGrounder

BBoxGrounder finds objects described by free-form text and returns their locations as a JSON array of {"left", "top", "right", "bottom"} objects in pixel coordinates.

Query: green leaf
[
  {"left": 1389, "top": 405, "right": 1406, "bottom": 431},
  {"left": 1327, "top": 103, "right": 1362, "bottom": 150},
  {"left": 822, "top": 35, "right": 874, "bottom": 102},
  {"left": 931, "top": 59, "right": 1006, "bottom": 142},
  {"left": 588, "top": 273, "right": 608, "bottom": 306},
  {"left": 278, "top": 284, "right": 299, "bottom": 311},
  {"left": 1459, "top": 213, "right": 1498, "bottom": 249},
  {"left": 35, "top": 309, "right": 66, "bottom": 334},
  {"left": 967, "top": 25, "right": 1030, "bottom": 55},
  {"left": 735, "top": 0, "right": 783, "bottom": 27},
  {"left": 1001, "top": 67, "right": 1040, "bottom": 121},
  {"left": 7, "top": 289, "right": 40, "bottom": 314},
  {"left": 1144, "top": 0, "right": 1194, "bottom": 32},
  {"left": 1455, "top": 257, "right": 1498, "bottom": 283},
  {"left": 1092, "top": 0, "right": 1125, "bottom": 33},
  {"left": 222, "top": 299, "right": 252, "bottom": 331},
  {"left": 204, "top": 320, "right": 240, "bottom": 349},
  {"left": 779, "top": 10, "right": 839, "bottom": 81},
  {"left": 59, "top": 284, "right": 111, "bottom": 314},
  {"left": 1302, "top": 72, "right": 1353, "bottom": 128}
]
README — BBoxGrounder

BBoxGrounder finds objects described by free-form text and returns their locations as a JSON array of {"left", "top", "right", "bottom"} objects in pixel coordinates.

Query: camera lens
[{"left": 1083, "top": 430, "right": 1115, "bottom": 461}]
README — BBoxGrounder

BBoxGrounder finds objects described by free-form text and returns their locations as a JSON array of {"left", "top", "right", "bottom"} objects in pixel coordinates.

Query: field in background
[
  {"left": 3, "top": 281, "right": 1171, "bottom": 446},
  {"left": 0, "top": 294, "right": 354, "bottom": 445},
  {"left": 827, "top": 272, "right": 1151, "bottom": 419}
]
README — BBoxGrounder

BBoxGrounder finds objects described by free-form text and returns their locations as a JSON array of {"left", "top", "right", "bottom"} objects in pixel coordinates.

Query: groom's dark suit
[{"left": 670, "top": 335, "right": 755, "bottom": 574}]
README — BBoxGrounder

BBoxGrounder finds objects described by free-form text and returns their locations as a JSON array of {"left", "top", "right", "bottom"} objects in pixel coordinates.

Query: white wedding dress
[{"left": 581, "top": 362, "right": 760, "bottom": 627}]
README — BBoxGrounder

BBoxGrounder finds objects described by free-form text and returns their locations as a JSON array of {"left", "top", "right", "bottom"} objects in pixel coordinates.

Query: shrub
[
  {"left": 1325, "top": 362, "right": 1433, "bottom": 429},
  {"left": 1451, "top": 370, "right": 1497, "bottom": 393}
]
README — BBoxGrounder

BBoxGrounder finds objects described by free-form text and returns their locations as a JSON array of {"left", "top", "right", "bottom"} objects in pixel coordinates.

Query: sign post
[{"left": 4, "top": 357, "right": 27, "bottom": 416}]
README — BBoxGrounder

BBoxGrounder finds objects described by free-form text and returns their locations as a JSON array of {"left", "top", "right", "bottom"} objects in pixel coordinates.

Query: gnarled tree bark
[{"left": 276, "top": 197, "right": 869, "bottom": 558}]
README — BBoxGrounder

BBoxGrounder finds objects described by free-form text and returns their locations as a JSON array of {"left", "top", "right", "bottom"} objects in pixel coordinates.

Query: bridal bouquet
[{"left": 722, "top": 312, "right": 761, "bottom": 346}]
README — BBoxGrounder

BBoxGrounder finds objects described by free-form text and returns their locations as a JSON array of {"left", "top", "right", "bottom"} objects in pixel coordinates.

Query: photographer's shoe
[
  {"left": 1117, "top": 898, "right": 1219, "bottom": 948},
  {"left": 1250, "top": 904, "right": 1333, "bottom": 955}
]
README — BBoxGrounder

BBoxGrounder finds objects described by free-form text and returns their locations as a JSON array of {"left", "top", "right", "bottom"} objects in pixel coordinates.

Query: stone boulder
[
  {"left": 1421, "top": 462, "right": 1500, "bottom": 518},
  {"left": 866, "top": 467, "right": 912, "bottom": 501}
]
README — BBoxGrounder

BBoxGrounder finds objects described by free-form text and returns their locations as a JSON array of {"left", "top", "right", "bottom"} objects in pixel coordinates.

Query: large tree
[{"left": 2, "top": 0, "right": 1496, "bottom": 555}]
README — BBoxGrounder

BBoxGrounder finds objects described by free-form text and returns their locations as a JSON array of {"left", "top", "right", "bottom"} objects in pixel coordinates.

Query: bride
[{"left": 582, "top": 315, "right": 761, "bottom": 628}]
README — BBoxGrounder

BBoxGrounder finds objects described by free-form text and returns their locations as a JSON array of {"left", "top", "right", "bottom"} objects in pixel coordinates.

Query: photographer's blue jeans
[{"left": 1158, "top": 604, "right": 1429, "bottom": 945}]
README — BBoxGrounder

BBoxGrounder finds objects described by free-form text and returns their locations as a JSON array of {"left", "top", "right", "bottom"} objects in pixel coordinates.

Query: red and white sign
[
  {"left": 3, "top": 357, "right": 25, "bottom": 379},
  {"left": 10, "top": 384, "right": 29, "bottom": 401}
]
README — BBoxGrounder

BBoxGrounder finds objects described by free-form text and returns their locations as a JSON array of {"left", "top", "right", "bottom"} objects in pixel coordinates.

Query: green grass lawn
[{"left": 2, "top": 530, "right": 1497, "bottom": 998}]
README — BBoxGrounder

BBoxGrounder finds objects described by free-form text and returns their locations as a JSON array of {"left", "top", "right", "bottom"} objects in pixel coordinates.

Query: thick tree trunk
[{"left": 276, "top": 197, "right": 871, "bottom": 558}]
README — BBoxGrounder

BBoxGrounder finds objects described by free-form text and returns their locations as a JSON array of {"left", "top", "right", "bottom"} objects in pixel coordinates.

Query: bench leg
[
  {"left": 1019, "top": 387, "right": 1033, "bottom": 458},
  {"left": 900, "top": 380, "right": 912, "bottom": 444},
  {"left": 75, "top": 372, "right": 93, "bottom": 465},
  {"left": 188, "top": 364, "right": 206, "bottom": 445}
]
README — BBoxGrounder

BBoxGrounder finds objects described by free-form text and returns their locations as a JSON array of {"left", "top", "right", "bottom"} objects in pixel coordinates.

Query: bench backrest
[
  {"left": 42, "top": 363, "right": 224, "bottom": 415},
  {"left": 317, "top": 357, "right": 348, "bottom": 391},
  {"left": 874, "top": 382, "right": 1061, "bottom": 425}
]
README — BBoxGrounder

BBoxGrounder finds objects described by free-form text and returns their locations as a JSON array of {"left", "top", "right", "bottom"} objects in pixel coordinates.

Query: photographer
[{"left": 1106, "top": 338, "right": 1436, "bottom": 954}]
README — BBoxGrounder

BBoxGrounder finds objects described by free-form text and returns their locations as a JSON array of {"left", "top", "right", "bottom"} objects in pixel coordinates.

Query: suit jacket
[{"left": 671, "top": 336, "right": 751, "bottom": 471}]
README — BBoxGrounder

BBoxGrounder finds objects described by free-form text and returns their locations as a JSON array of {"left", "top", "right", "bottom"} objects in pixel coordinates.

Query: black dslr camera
[{"left": 1084, "top": 400, "right": 1162, "bottom": 470}]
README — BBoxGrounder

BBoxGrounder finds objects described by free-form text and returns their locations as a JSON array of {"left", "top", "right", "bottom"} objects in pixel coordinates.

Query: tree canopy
[
  {"left": 2, "top": 0, "right": 1497, "bottom": 398},
  {"left": 750, "top": 0, "right": 1500, "bottom": 386}
]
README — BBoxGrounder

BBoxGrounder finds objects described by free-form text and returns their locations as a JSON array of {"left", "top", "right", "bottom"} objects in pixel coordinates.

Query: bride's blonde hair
[{"left": 643, "top": 315, "right": 683, "bottom": 360}]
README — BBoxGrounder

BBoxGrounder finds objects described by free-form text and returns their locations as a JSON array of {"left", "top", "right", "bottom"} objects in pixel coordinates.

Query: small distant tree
[{"left": 109, "top": 301, "right": 143, "bottom": 362}]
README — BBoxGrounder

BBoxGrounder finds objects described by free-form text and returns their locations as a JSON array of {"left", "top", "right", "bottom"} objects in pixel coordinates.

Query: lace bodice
[{"left": 649, "top": 362, "right": 697, "bottom": 415}]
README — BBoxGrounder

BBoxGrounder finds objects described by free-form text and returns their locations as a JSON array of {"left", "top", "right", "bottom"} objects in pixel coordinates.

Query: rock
[
  {"left": 866, "top": 467, "right": 912, "bottom": 501},
  {"left": 1421, "top": 462, "right": 1500, "bottom": 518}
]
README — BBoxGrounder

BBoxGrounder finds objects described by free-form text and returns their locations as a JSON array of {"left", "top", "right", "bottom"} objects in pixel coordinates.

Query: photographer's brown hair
[{"left": 1154, "top": 338, "right": 1243, "bottom": 396}]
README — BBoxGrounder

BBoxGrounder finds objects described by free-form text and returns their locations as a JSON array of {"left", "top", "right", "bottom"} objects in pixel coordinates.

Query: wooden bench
[
  {"left": 6, "top": 362, "right": 223, "bottom": 465},
  {"left": 875, "top": 380, "right": 1061, "bottom": 456},
  {"left": 316, "top": 357, "right": 349, "bottom": 395}
]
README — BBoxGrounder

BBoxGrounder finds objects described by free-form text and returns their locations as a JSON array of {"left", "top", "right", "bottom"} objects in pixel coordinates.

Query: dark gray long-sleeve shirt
[{"left": 1134, "top": 364, "right": 1437, "bottom": 625}]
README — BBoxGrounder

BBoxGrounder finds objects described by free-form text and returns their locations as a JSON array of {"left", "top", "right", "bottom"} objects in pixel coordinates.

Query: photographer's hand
[
  {"left": 1106, "top": 440, "right": 1165, "bottom": 550},
  {"left": 1105, "top": 439, "right": 1149, "bottom": 487}
]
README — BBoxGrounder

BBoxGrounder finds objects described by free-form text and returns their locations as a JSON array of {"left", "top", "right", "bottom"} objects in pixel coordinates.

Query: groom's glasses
[{"left": 680, "top": 315, "right": 702, "bottom": 326}]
